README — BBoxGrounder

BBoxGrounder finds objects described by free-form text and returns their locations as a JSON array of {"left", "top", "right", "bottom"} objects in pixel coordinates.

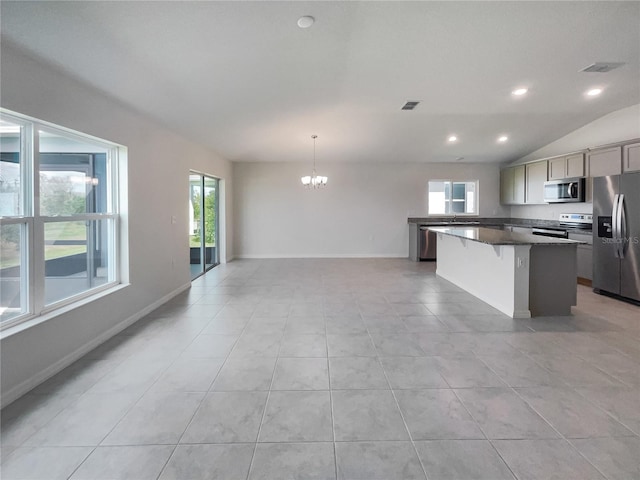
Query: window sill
[{"left": 0, "top": 283, "right": 130, "bottom": 340}]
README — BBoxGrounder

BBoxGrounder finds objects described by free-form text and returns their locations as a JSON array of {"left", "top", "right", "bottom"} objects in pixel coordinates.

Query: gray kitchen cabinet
[
  {"left": 566, "top": 153, "right": 585, "bottom": 177},
  {"left": 548, "top": 153, "right": 584, "bottom": 180},
  {"left": 623, "top": 142, "right": 640, "bottom": 173},
  {"left": 513, "top": 165, "right": 525, "bottom": 204},
  {"left": 500, "top": 168, "right": 511, "bottom": 204},
  {"left": 548, "top": 157, "right": 565, "bottom": 180},
  {"left": 569, "top": 231, "right": 593, "bottom": 281},
  {"left": 525, "top": 161, "right": 548, "bottom": 204},
  {"left": 588, "top": 146, "right": 622, "bottom": 177},
  {"left": 500, "top": 165, "right": 525, "bottom": 205},
  {"left": 408, "top": 223, "right": 418, "bottom": 261}
]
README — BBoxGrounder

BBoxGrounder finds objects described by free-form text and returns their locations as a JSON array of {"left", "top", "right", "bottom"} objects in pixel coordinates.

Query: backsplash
[{"left": 510, "top": 202, "right": 592, "bottom": 220}]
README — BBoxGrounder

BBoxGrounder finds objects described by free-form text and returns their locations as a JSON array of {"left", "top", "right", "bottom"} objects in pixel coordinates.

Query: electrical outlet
[
  {"left": 171, "top": 215, "right": 177, "bottom": 224},
  {"left": 517, "top": 257, "right": 527, "bottom": 268}
]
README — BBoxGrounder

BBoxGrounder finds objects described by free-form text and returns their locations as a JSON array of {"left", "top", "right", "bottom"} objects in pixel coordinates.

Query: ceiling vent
[
  {"left": 401, "top": 101, "right": 420, "bottom": 111},
  {"left": 580, "top": 62, "right": 625, "bottom": 73}
]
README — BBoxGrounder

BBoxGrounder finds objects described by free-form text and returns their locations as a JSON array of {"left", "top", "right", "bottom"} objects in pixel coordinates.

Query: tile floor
[{"left": 1, "top": 258, "right": 639, "bottom": 480}]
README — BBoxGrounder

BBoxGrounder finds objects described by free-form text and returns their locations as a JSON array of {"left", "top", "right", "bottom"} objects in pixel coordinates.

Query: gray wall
[
  {"left": 233, "top": 161, "right": 509, "bottom": 258},
  {"left": 0, "top": 43, "right": 233, "bottom": 406}
]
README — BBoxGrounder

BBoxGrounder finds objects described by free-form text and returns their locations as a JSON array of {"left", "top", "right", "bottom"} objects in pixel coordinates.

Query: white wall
[
  {"left": 510, "top": 103, "right": 640, "bottom": 220},
  {"left": 0, "top": 43, "right": 233, "bottom": 406},
  {"left": 233, "top": 161, "right": 508, "bottom": 258}
]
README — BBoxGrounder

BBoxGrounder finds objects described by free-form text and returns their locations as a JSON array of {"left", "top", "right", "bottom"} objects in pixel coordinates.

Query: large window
[
  {"left": 0, "top": 110, "right": 122, "bottom": 329},
  {"left": 428, "top": 180, "right": 478, "bottom": 215}
]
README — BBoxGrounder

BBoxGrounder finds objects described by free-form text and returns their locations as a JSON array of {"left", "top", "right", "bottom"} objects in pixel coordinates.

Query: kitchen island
[{"left": 428, "top": 227, "right": 584, "bottom": 318}]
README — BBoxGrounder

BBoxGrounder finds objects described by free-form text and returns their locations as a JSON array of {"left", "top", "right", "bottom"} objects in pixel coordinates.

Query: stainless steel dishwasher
[{"left": 419, "top": 227, "right": 437, "bottom": 260}]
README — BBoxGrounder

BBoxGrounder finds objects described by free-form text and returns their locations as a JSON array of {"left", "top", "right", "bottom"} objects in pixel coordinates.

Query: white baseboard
[
  {"left": 0, "top": 282, "right": 191, "bottom": 408},
  {"left": 235, "top": 253, "right": 408, "bottom": 259}
]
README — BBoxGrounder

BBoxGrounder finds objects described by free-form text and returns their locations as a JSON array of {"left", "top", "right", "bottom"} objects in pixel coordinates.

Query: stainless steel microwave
[{"left": 543, "top": 177, "right": 586, "bottom": 203}]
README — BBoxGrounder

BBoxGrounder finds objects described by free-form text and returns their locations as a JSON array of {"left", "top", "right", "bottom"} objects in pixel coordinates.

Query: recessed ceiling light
[
  {"left": 512, "top": 87, "right": 528, "bottom": 96},
  {"left": 297, "top": 16, "right": 315, "bottom": 28},
  {"left": 498, "top": 135, "right": 508, "bottom": 143},
  {"left": 586, "top": 88, "right": 603, "bottom": 97},
  {"left": 448, "top": 135, "right": 458, "bottom": 142}
]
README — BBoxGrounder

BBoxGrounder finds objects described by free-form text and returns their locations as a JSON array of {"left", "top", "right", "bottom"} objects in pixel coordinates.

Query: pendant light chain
[{"left": 312, "top": 134, "right": 317, "bottom": 172}]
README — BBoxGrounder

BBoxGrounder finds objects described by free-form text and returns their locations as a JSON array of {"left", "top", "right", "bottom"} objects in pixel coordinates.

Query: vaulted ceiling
[{"left": 1, "top": 1, "right": 639, "bottom": 163}]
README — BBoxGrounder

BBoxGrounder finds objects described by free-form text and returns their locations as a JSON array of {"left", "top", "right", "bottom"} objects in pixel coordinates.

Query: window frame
[
  {"left": 1, "top": 109, "right": 123, "bottom": 331},
  {"left": 427, "top": 179, "right": 479, "bottom": 217}
]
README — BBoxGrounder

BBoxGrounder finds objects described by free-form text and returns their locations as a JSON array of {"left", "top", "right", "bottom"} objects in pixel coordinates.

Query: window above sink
[{"left": 428, "top": 180, "right": 479, "bottom": 216}]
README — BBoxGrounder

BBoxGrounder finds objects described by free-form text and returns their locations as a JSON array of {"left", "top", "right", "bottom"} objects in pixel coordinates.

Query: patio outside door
[{"left": 189, "top": 173, "right": 219, "bottom": 280}]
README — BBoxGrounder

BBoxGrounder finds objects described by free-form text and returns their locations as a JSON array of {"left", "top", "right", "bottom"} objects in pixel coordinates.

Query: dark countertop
[
  {"left": 427, "top": 226, "right": 585, "bottom": 246},
  {"left": 408, "top": 217, "right": 592, "bottom": 233}
]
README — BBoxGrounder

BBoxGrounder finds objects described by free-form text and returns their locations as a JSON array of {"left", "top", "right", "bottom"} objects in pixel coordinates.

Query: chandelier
[{"left": 301, "top": 134, "right": 327, "bottom": 188}]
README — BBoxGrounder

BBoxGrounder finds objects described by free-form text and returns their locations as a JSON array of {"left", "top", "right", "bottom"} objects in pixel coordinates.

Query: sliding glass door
[{"left": 189, "top": 173, "right": 219, "bottom": 280}]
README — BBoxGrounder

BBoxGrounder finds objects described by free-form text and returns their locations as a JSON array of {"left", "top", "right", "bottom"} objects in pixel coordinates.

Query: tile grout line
[
  {"left": 4, "top": 259, "right": 638, "bottom": 480},
  {"left": 569, "top": 387, "right": 640, "bottom": 437},
  {"left": 324, "top": 312, "right": 339, "bottom": 480},
  {"left": 154, "top": 298, "right": 255, "bottom": 479},
  {"left": 423, "top": 342, "right": 522, "bottom": 480},
  {"left": 477, "top": 358, "right": 614, "bottom": 480},
  {"left": 244, "top": 305, "right": 285, "bottom": 480},
  {"left": 449, "top": 378, "right": 524, "bottom": 480},
  {"left": 366, "top": 325, "right": 431, "bottom": 480}
]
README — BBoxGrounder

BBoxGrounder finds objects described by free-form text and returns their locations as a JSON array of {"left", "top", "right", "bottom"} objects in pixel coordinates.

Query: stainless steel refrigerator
[{"left": 593, "top": 172, "right": 640, "bottom": 302}]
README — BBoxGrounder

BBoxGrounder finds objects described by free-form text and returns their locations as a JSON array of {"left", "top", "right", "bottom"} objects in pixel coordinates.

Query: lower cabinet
[{"left": 569, "top": 232, "right": 593, "bottom": 281}]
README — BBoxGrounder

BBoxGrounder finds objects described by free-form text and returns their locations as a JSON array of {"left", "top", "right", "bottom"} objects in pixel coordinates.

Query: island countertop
[{"left": 427, "top": 226, "right": 586, "bottom": 246}]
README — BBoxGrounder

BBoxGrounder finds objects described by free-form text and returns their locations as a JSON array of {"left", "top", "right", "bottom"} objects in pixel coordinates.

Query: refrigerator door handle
[
  {"left": 612, "top": 194, "right": 620, "bottom": 259},
  {"left": 619, "top": 194, "right": 627, "bottom": 258}
]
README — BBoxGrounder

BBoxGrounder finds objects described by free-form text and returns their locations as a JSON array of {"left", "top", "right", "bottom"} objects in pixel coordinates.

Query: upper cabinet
[
  {"left": 500, "top": 140, "right": 636, "bottom": 206},
  {"left": 587, "top": 146, "right": 622, "bottom": 177},
  {"left": 548, "top": 153, "right": 584, "bottom": 180},
  {"left": 500, "top": 165, "right": 526, "bottom": 205},
  {"left": 623, "top": 142, "right": 640, "bottom": 173},
  {"left": 525, "top": 161, "right": 548, "bottom": 204}
]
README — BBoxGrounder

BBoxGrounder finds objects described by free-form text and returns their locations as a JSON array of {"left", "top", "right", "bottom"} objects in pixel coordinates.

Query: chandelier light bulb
[{"left": 301, "top": 135, "right": 328, "bottom": 189}]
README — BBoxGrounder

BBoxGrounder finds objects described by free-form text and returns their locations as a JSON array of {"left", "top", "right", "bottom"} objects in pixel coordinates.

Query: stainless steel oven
[
  {"left": 543, "top": 177, "right": 586, "bottom": 203},
  {"left": 532, "top": 227, "right": 569, "bottom": 239}
]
